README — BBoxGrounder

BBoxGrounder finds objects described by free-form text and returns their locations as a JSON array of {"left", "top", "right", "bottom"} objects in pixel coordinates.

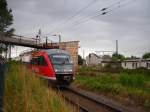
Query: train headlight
[
  {"left": 68, "top": 69, "right": 73, "bottom": 72},
  {"left": 55, "top": 69, "right": 59, "bottom": 72},
  {"left": 64, "top": 69, "right": 73, "bottom": 72}
]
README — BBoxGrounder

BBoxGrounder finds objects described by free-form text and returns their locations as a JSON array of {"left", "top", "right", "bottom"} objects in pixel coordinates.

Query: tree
[
  {"left": 142, "top": 52, "right": 150, "bottom": 59},
  {"left": 0, "top": 0, "right": 14, "bottom": 55},
  {"left": 125, "top": 55, "right": 139, "bottom": 60},
  {"left": 112, "top": 53, "right": 125, "bottom": 61},
  {"left": 0, "top": 0, "right": 13, "bottom": 32},
  {"left": 78, "top": 55, "right": 84, "bottom": 65}
]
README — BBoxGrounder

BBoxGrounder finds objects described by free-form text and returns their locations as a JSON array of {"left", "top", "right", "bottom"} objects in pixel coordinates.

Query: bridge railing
[
  {"left": 0, "top": 33, "right": 59, "bottom": 49},
  {"left": 11, "top": 34, "right": 37, "bottom": 44}
]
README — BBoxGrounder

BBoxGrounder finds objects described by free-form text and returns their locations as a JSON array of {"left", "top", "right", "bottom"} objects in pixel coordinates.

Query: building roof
[{"left": 122, "top": 58, "right": 150, "bottom": 62}]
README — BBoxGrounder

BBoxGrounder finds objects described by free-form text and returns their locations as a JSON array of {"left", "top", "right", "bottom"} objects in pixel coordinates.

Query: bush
[
  {"left": 122, "top": 68, "right": 150, "bottom": 76},
  {"left": 119, "top": 73, "right": 146, "bottom": 88},
  {"left": 75, "top": 70, "right": 150, "bottom": 109}
]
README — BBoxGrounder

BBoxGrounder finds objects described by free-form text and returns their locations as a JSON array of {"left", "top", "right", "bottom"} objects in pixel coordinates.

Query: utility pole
[
  {"left": 37, "top": 29, "right": 41, "bottom": 44},
  {"left": 52, "top": 34, "right": 61, "bottom": 49},
  {"left": 116, "top": 40, "right": 118, "bottom": 55},
  {"left": 46, "top": 36, "right": 48, "bottom": 46}
]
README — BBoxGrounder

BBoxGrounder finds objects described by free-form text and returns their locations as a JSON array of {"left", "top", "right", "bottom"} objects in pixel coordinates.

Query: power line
[
  {"left": 62, "top": 0, "right": 138, "bottom": 30},
  {"left": 44, "top": 0, "right": 138, "bottom": 36},
  {"left": 64, "top": 0, "right": 123, "bottom": 27},
  {"left": 45, "top": 0, "right": 100, "bottom": 35},
  {"left": 46, "top": 0, "right": 128, "bottom": 34}
]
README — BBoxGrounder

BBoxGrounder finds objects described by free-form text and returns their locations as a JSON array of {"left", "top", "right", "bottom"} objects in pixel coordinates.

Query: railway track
[{"left": 59, "top": 86, "right": 134, "bottom": 112}]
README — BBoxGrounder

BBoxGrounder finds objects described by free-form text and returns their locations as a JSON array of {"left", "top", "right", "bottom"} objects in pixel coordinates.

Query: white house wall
[
  {"left": 21, "top": 54, "right": 31, "bottom": 63},
  {"left": 141, "top": 61, "right": 150, "bottom": 69},
  {"left": 122, "top": 60, "right": 150, "bottom": 69},
  {"left": 86, "top": 54, "right": 102, "bottom": 65}
]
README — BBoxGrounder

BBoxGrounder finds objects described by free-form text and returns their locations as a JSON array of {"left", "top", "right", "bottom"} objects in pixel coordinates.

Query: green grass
[
  {"left": 74, "top": 66, "right": 150, "bottom": 109},
  {"left": 4, "top": 61, "right": 74, "bottom": 112}
]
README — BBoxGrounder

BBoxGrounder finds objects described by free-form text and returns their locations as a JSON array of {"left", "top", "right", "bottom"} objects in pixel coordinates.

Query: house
[
  {"left": 86, "top": 53, "right": 102, "bottom": 65},
  {"left": 121, "top": 59, "right": 150, "bottom": 69},
  {"left": 19, "top": 50, "right": 33, "bottom": 63},
  {"left": 86, "top": 53, "right": 112, "bottom": 66},
  {"left": 101, "top": 60, "right": 121, "bottom": 68}
]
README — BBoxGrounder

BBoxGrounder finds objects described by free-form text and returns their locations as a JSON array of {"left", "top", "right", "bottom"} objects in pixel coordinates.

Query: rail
[{"left": 59, "top": 86, "right": 136, "bottom": 112}]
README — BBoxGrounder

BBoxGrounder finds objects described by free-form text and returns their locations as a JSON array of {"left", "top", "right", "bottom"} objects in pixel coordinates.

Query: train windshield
[{"left": 49, "top": 54, "right": 72, "bottom": 64}]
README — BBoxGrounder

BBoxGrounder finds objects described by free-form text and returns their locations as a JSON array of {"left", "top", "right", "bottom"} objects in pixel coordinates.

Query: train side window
[{"left": 39, "top": 56, "right": 47, "bottom": 66}]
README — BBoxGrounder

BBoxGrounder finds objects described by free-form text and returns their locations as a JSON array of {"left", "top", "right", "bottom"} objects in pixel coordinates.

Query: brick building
[{"left": 48, "top": 41, "right": 79, "bottom": 72}]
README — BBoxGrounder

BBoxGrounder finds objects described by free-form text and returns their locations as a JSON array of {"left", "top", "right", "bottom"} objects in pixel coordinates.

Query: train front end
[{"left": 47, "top": 49, "right": 74, "bottom": 85}]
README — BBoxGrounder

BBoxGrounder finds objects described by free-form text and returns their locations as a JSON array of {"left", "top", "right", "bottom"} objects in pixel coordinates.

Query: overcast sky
[{"left": 7, "top": 0, "right": 150, "bottom": 57}]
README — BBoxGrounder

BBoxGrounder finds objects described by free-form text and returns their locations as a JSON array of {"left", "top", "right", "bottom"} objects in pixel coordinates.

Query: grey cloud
[{"left": 7, "top": 0, "right": 150, "bottom": 57}]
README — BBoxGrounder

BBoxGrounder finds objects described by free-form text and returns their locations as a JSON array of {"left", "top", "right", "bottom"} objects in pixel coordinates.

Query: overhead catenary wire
[
  {"left": 71, "top": 0, "right": 136, "bottom": 26},
  {"left": 56, "top": 0, "right": 138, "bottom": 31},
  {"left": 45, "top": 0, "right": 100, "bottom": 35},
  {"left": 45, "top": 0, "right": 130, "bottom": 35}
]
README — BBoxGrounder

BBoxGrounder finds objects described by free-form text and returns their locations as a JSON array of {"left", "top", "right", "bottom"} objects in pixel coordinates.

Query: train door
[
  {"left": 31, "top": 57, "right": 40, "bottom": 73},
  {"left": 38, "top": 56, "right": 49, "bottom": 76}
]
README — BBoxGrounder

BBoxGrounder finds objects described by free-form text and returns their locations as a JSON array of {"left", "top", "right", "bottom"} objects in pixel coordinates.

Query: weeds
[
  {"left": 4, "top": 62, "right": 73, "bottom": 112},
  {"left": 119, "top": 73, "right": 146, "bottom": 88},
  {"left": 75, "top": 67, "right": 150, "bottom": 109}
]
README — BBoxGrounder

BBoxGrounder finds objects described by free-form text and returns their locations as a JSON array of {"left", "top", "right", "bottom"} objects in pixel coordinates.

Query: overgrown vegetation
[
  {"left": 4, "top": 61, "right": 73, "bottom": 112},
  {"left": 74, "top": 66, "right": 150, "bottom": 110},
  {"left": 142, "top": 52, "right": 150, "bottom": 59}
]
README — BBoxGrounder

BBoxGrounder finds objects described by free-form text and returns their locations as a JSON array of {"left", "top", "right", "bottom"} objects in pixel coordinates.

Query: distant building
[
  {"left": 86, "top": 53, "right": 102, "bottom": 65},
  {"left": 20, "top": 50, "right": 33, "bottom": 63},
  {"left": 101, "top": 55, "right": 112, "bottom": 62},
  {"left": 86, "top": 53, "right": 111, "bottom": 66},
  {"left": 101, "top": 60, "right": 121, "bottom": 68},
  {"left": 121, "top": 59, "right": 150, "bottom": 69},
  {"left": 13, "top": 56, "right": 21, "bottom": 61}
]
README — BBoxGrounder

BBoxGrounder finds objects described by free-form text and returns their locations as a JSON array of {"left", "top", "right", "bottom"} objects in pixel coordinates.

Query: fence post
[{"left": 0, "top": 58, "right": 6, "bottom": 112}]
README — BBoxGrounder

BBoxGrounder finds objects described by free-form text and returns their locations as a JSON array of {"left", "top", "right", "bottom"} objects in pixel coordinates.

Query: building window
[
  {"left": 132, "top": 63, "right": 134, "bottom": 68},
  {"left": 124, "top": 62, "right": 126, "bottom": 67},
  {"left": 135, "top": 63, "right": 137, "bottom": 68},
  {"left": 146, "top": 63, "right": 149, "bottom": 68}
]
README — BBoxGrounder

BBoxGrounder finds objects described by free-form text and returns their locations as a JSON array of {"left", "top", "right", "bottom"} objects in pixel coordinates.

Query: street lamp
[{"left": 52, "top": 34, "right": 61, "bottom": 49}]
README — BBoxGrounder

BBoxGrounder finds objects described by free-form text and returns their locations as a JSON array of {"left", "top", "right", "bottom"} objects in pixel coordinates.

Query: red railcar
[{"left": 30, "top": 49, "right": 74, "bottom": 86}]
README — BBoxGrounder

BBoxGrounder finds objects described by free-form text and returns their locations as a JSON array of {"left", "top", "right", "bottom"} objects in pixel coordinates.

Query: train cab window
[
  {"left": 50, "top": 54, "right": 71, "bottom": 64},
  {"left": 32, "top": 57, "right": 38, "bottom": 65},
  {"left": 38, "top": 56, "right": 47, "bottom": 66}
]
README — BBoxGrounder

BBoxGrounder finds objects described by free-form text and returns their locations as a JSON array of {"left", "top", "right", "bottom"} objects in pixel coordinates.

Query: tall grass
[
  {"left": 4, "top": 62, "right": 74, "bottom": 112},
  {"left": 119, "top": 73, "right": 147, "bottom": 88},
  {"left": 75, "top": 68, "right": 150, "bottom": 109}
]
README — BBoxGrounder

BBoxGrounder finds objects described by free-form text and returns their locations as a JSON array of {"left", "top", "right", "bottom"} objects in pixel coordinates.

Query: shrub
[{"left": 119, "top": 73, "right": 146, "bottom": 88}]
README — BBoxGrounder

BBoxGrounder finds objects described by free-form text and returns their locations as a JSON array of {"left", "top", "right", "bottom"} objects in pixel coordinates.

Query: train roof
[{"left": 42, "top": 49, "right": 70, "bottom": 55}]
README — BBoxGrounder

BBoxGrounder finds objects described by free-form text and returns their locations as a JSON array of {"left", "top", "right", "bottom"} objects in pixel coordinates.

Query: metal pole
[
  {"left": 58, "top": 34, "right": 61, "bottom": 49},
  {"left": 46, "top": 36, "right": 48, "bottom": 46},
  {"left": 36, "top": 35, "right": 38, "bottom": 45},
  {"left": 9, "top": 45, "right": 11, "bottom": 60},
  {"left": 116, "top": 40, "right": 118, "bottom": 55}
]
